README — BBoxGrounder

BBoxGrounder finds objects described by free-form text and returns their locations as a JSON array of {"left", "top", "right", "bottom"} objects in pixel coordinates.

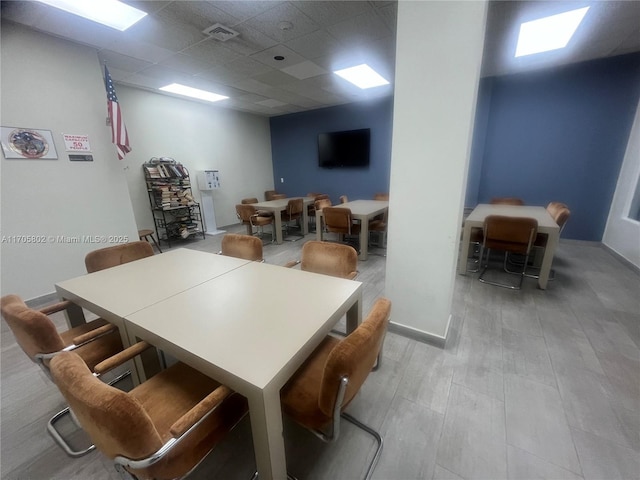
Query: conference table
[
  {"left": 316, "top": 199, "right": 389, "bottom": 260},
  {"left": 458, "top": 204, "right": 560, "bottom": 289},
  {"left": 251, "top": 196, "right": 316, "bottom": 244},
  {"left": 55, "top": 248, "right": 363, "bottom": 480}
]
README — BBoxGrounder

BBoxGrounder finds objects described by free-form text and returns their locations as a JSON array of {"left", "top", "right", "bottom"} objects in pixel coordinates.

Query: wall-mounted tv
[{"left": 318, "top": 128, "right": 370, "bottom": 168}]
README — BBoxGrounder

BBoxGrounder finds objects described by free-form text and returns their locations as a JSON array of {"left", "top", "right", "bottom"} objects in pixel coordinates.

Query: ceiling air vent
[{"left": 202, "top": 23, "right": 239, "bottom": 42}]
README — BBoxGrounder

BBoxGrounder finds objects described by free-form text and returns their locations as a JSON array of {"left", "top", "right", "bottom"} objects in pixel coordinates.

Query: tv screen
[{"left": 318, "top": 128, "right": 370, "bottom": 168}]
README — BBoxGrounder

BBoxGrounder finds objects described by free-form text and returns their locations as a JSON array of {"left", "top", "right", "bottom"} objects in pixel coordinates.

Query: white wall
[
  {"left": 117, "top": 86, "right": 274, "bottom": 231},
  {"left": 386, "top": 1, "right": 486, "bottom": 340},
  {"left": 1, "top": 24, "right": 139, "bottom": 300},
  {"left": 603, "top": 99, "right": 640, "bottom": 268}
]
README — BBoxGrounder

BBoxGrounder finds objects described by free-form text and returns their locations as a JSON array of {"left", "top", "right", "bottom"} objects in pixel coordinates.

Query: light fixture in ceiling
[
  {"left": 36, "top": 0, "right": 147, "bottom": 31},
  {"left": 334, "top": 64, "right": 390, "bottom": 89},
  {"left": 515, "top": 6, "right": 590, "bottom": 57},
  {"left": 159, "top": 84, "right": 229, "bottom": 103}
]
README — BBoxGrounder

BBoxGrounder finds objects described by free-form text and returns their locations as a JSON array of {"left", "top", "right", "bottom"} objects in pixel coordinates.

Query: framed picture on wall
[{"left": 1, "top": 126, "right": 58, "bottom": 159}]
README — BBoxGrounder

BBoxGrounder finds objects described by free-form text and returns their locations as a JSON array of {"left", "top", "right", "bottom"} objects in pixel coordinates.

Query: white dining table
[
  {"left": 316, "top": 199, "right": 389, "bottom": 260},
  {"left": 251, "top": 196, "right": 316, "bottom": 244},
  {"left": 55, "top": 250, "right": 363, "bottom": 480},
  {"left": 458, "top": 204, "right": 560, "bottom": 289}
]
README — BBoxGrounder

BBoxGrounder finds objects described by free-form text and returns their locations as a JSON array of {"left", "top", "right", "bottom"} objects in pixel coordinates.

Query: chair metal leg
[
  {"left": 341, "top": 412, "right": 384, "bottom": 480},
  {"left": 47, "top": 406, "right": 96, "bottom": 457},
  {"left": 479, "top": 250, "right": 527, "bottom": 290}
]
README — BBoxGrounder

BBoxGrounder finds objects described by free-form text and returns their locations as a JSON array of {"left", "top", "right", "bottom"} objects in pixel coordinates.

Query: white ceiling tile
[
  {"left": 209, "top": 1, "right": 285, "bottom": 23},
  {"left": 252, "top": 70, "right": 298, "bottom": 87},
  {"left": 97, "top": 50, "right": 154, "bottom": 74},
  {"left": 217, "top": 24, "right": 279, "bottom": 56},
  {"left": 250, "top": 45, "right": 306, "bottom": 68},
  {"left": 136, "top": 64, "right": 194, "bottom": 85},
  {"left": 280, "top": 60, "right": 327, "bottom": 80},
  {"left": 293, "top": 1, "right": 373, "bottom": 27},
  {"left": 157, "top": 53, "right": 214, "bottom": 74},
  {"left": 327, "top": 10, "right": 391, "bottom": 46},
  {"left": 256, "top": 99, "right": 288, "bottom": 108},
  {"left": 125, "top": 12, "right": 206, "bottom": 52},
  {"left": 103, "top": 36, "right": 175, "bottom": 64},
  {"left": 285, "top": 29, "right": 343, "bottom": 59},
  {"left": 182, "top": 39, "right": 242, "bottom": 65},
  {"left": 156, "top": 2, "right": 241, "bottom": 32},
  {"left": 242, "top": 2, "right": 321, "bottom": 43}
]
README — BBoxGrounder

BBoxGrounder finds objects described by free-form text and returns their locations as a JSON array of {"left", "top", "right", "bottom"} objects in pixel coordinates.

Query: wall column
[{"left": 385, "top": 1, "right": 487, "bottom": 341}]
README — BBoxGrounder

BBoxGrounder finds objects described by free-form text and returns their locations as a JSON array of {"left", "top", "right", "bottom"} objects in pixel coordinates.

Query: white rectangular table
[
  {"left": 458, "top": 204, "right": 560, "bottom": 289},
  {"left": 55, "top": 249, "right": 251, "bottom": 381},
  {"left": 251, "top": 197, "right": 315, "bottom": 244},
  {"left": 56, "top": 251, "right": 363, "bottom": 480},
  {"left": 316, "top": 199, "right": 389, "bottom": 260}
]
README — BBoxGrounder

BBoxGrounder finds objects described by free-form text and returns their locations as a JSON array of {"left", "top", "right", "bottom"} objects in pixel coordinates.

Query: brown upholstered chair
[
  {"left": 479, "top": 215, "right": 538, "bottom": 289},
  {"left": 284, "top": 241, "right": 358, "bottom": 280},
  {"left": 241, "top": 197, "right": 273, "bottom": 217},
  {"left": 220, "top": 233, "right": 264, "bottom": 262},
  {"left": 512, "top": 202, "right": 571, "bottom": 279},
  {"left": 50, "top": 346, "right": 248, "bottom": 479},
  {"left": 272, "top": 193, "right": 287, "bottom": 200},
  {"left": 281, "top": 198, "right": 304, "bottom": 241},
  {"left": 85, "top": 241, "right": 154, "bottom": 273},
  {"left": 323, "top": 207, "right": 361, "bottom": 249},
  {"left": 264, "top": 190, "right": 278, "bottom": 201},
  {"left": 373, "top": 193, "right": 389, "bottom": 201},
  {"left": 0, "top": 294, "right": 124, "bottom": 456},
  {"left": 339, "top": 195, "right": 349, "bottom": 204},
  {"left": 236, "top": 204, "right": 274, "bottom": 242},
  {"left": 490, "top": 197, "right": 525, "bottom": 205},
  {"left": 307, "top": 193, "right": 329, "bottom": 232},
  {"left": 280, "top": 297, "right": 392, "bottom": 480}
]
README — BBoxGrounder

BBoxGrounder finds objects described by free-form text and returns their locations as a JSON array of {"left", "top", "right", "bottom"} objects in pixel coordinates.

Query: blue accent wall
[
  {"left": 269, "top": 97, "right": 393, "bottom": 204},
  {"left": 473, "top": 53, "right": 640, "bottom": 241}
]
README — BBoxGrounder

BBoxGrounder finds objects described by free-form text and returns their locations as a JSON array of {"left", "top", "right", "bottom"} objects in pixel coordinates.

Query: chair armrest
[
  {"left": 93, "top": 341, "right": 151, "bottom": 375},
  {"left": 283, "top": 260, "right": 300, "bottom": 268},
  {"left": 170, "top": 385, "right": 233, "bottom": 437},
  {"left": 72, "top": 323, "right": 117, "bottom": 346},
  {"left": 39, "top": 300, "right": 73, "bottom": 315}
]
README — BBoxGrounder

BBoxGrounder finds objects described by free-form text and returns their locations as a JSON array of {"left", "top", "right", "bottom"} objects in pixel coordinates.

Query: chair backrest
[
  {"left": 286, "top": 198, "right": 304, "bottom": 216},
  {"left": 483, "top": 215, "right": 538, "bottom": 254},
  {"left": 318, "top": 298, "right": 392, "bottom": 416},
  {"left": 264, "top": 190, "right": 277, "bottom": 201},
  {"left": 50, "top": 352, "right": 164, "bottom": 462},
  {"left": 373, "top": 193, "right": 389, "bottom": 201},
  {"left": 339, "top": 195, "right": 348, "bottom": 204},
  {"left": 236, "top": 204, "right": 257, "bottom": 223},
  {"left": 300, "top": 241, "right": 357, "bottom": 279},
  {"left": 323, "top": 207, "right": 355, "bottom": 234},
  {"left": 221, "top": 234, "right": 263, "bottom": 261},
  {"left": 241, "top": 197, "right": 259, "bottom": 204},
  {"left": 314, "top": 198, "right": 332, "bottom": 211},
  {"left": 272, "top": 193, "right": 287, "bottom": 200},
  {"left": 0, "top": 294, "right": 65, "bottom": 360},
  {"left": 546, "top": 202, "right": 571, "bottom": 229},
  {"left": 490, "top": 197, "right": 524, "bottom": 206},
  {"left": 85, "top": 241, "right": 154, "bottom": 273}
]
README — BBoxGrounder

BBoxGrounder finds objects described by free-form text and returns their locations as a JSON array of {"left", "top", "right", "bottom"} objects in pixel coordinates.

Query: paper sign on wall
[{"left": 63, "top": 134, "right": 91, "bottom": 152}]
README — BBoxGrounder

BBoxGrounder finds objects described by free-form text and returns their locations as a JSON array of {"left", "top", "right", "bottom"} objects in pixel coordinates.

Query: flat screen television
[{"left": 318, "top": 128, "right": 370, "bottom": 168}]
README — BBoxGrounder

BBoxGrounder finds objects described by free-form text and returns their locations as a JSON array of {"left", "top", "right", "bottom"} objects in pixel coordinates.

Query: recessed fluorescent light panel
[
  {"left": 515, "top": 6, "right": 590, "bottom": 57},
  {"left": 36, "top": 0, "right": 147, "bottom": 31},
  {"left": 334, "top": 64, "right": 390, "bottom": 89},
  {"left": 159, "top": 84, "right": 229, "bottom": 103}
]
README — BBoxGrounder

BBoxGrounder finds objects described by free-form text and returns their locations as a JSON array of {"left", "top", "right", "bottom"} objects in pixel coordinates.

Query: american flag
[{"left": 104, "top": 65, "right": 131, "bottom": 160}]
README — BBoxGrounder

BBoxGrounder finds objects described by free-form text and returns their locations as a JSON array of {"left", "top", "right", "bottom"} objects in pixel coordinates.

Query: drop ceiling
[{"left": 2, "top": 1, "right": 639, "bottom": 117}]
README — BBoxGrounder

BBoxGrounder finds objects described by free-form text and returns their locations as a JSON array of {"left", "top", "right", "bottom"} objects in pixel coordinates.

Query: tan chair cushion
[
  {"left": 300, "top": 241, "right": 357, "bottom": 279},
  {"left": 483, "top": 216, "right": 537, "bottom": 254},
  {"left": 85, "top": 241, "right": 154, "bottom": 273},
  {"left": 281, "top": 298, "right": 392, "bottom": 430},
  {"left": 50, "top": 352, "right": 248, "bottom": 480},
  {"left": 221, "top": 234, "right": 263, "bottom": 261},
  {"left": 323, "top": 207, "right": 361, "bottom": 235}
]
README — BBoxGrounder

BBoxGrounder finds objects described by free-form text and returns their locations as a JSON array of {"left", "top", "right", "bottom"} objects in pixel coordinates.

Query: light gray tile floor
[{"left": 2, "top": 227, "right": 638, "bottom": 480}]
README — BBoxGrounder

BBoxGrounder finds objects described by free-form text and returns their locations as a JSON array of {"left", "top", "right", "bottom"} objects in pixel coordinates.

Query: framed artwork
[{"left": 1, "top": 127, "right": 58, "bottom": 159}]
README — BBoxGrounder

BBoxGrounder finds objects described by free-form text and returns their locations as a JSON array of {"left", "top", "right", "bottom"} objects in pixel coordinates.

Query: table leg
[
  {"left": 316, "top": 212, "right": 323, "bottom": 241},
  {"left": 359, "top": 219, "right": 369, "bottom": 261},
  {"left": 346, "top": 292, "right": 362, "bottom": 334},
  {"left": 537, "top": 230, "right": 559, "bottom": 290},
  {"left": 301, "top": 207, "right": 309, "bottom": 236},
  {"left": 248, "top": 387, "right": 287, "bottom": 480},
  {"left": 458, "top": 223, "right": 472, "bottom": 274},
  {"left": 63, "top": 301, "right": 86, "bottom": 328},
  {"left": 273, "top": 212, "right": 284, "bottom": 244},
  {"left": 246, "top": 224, "right": 253, "bottom": 236}
]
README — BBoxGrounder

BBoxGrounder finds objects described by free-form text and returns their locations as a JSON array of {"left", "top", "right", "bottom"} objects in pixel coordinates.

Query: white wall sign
[{"left": 62, "top": 133, "right": 91, "bottom": 152}]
